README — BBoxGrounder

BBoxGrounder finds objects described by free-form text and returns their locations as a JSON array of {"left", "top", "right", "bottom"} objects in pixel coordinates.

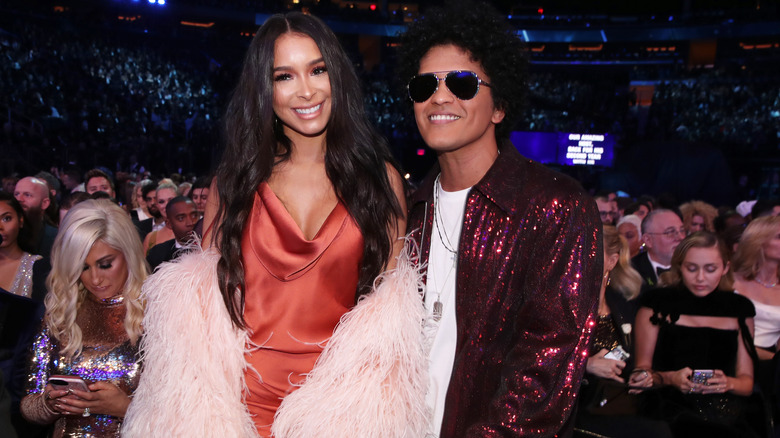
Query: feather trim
[
  {"left": 122, "top": 248, "right": 258, "bottom": 438},
  {"left": 272, "top": 241, "right": 432, "bottom": 438}
]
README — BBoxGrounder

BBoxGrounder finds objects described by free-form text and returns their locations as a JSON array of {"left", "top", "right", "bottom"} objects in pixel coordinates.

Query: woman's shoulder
[
  {"left": 22, "top": 252, "right": 43, "bottom": 263},
  {"left": 713, "top": 290, "right": 756, "bottom": 318}
]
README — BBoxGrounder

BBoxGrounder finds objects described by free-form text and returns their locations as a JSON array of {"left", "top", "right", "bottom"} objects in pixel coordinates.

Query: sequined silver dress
[
  {"left": 7, "top": 252, "right": 41, "bottom": 297},
  {"left": 21, "top": 293, "right": 141, "bottom": 437}
]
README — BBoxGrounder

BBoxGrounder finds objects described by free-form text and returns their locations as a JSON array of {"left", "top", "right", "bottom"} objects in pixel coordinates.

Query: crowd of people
[
  {"left": 646, "top": 66, "right": 780, "bottom": 152},
  {"left": 2, "top": 1, "right": 780, "bottom": 438},
  {"left": 5, "top": 119, "right": 780, "bottom": 438},
  {"left": 2, "top": 4, "right": 779, "bottom": 190},
  {"left": 581, "top": 192, "right": 780, "bottom": 437},
  {"left": 0, "top": 17, "right": 222, "bottom": 177}
]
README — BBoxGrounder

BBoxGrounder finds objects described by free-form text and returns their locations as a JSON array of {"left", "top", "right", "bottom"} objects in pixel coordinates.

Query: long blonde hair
[
  {"left": 45, "top": 199, "right": 147, "bottom": 360},
  {"left": 732, "top": 215, "right": 780, "bottom": 281},
  {"left": 604, "top": 225, "right": 642, "bottom": 300}
]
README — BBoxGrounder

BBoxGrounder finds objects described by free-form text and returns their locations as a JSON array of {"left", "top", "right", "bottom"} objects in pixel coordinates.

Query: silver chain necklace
[
  {"left": 434, "top": 174, "right": 458, "bottom": 255},
  {"left": 430, "top": 174, "right": 461, "bottom": 321}
]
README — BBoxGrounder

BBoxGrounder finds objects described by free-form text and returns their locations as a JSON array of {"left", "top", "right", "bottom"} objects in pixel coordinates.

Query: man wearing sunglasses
[{"left": 399, "top": 2, "right": 602, "bottom": 437}]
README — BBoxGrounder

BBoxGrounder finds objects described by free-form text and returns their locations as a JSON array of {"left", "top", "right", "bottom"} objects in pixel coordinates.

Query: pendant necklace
[{"left": 431, "top": 174, "right": 458, "bottom": 321}]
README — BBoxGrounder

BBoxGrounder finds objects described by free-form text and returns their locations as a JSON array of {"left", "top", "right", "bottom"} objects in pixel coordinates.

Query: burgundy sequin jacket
[{"left": 408, "top": 144, "right": 602, "bottom": 437}]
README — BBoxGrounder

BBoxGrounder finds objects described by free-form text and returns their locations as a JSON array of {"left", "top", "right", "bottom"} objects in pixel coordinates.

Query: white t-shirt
[{"left": 425, "top": 182, "right": 470, "bottom": 437}]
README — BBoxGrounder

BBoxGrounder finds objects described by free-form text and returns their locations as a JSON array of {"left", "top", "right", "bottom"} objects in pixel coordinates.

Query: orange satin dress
[{"left": 241, "top": 182, "right": 363, "bottom": 436}]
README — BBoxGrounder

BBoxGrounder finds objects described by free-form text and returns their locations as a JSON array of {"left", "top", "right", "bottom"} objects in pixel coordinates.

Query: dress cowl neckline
[{"left": 248, "top": 182, "right": 349, "bottom": 281}]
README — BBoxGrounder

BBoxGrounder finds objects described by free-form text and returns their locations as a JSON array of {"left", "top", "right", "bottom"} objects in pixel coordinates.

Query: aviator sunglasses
[{"left": 406, "top": 70, "right": 491, "bottom": 103}]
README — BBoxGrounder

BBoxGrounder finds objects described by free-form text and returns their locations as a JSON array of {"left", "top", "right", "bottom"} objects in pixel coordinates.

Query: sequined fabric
[
  {"left": 22, "top": 293, "right": 140, "bottom": 437},
  {"left": 8, "top": 252, "right": 42, "bottom": 298},
  {"left": 591, "top": 315, "right": 620, "bottom": 354},
  {"left": 407, "top": 143, "right": 602, "bottom": 437}
]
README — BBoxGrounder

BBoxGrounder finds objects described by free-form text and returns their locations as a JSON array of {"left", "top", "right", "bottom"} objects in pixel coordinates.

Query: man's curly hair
[{"left": 397, "top": 0, "right": 528, "bottom": 141}]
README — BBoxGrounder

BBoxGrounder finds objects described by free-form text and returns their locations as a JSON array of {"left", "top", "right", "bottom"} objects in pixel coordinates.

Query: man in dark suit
[
  {"left": 631, "top": 209, "right": 685, "bottom": 290},
  {"left": 134, "top": 184, "right": 161, "bottom": 242},
  {"left": 146, "top": 196, "right": 198, "bottom": 271}
]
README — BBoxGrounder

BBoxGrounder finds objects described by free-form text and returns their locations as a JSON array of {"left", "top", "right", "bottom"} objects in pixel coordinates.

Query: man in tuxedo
[
  {"left": 631, "top": 209, "right": 685, "bottom": 290},
  {"left": 146, "top": 196, "right": 198, "bottom": 271}
]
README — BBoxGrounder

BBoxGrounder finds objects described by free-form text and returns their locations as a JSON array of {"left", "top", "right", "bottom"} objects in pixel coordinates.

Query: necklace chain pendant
[{"left": 433, "top": 300, "right": 443, "bottom": 321}]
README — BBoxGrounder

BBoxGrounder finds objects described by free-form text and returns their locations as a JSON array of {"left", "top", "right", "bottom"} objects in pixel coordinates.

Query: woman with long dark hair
[
  {"left": 123, "top": 12, "right": 423, "bottom": 438},
  {"left": 211, "top": 11, "right": 404, "bottom": 330}
]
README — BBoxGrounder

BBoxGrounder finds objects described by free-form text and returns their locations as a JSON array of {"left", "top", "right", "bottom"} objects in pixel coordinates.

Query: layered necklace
[
  {"left": 430, "top": 174, "right": 460, "bottom": 321},
  {"left": 433, "top": 175, "right": 459, "bottom": 256}
]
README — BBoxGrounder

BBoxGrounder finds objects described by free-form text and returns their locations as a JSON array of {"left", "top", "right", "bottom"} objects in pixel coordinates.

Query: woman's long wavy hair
[
  {"left": 660, "top": 231, "right": 734, "bottom": 291},
  {"left": 603, "top": 225, "right": 642, "bottom": 300},
  {"left": 732, "top": 215, "right": 780, "bottom": 281},
  {"left": 45, "top": 199, "right": 147, "bottom": 360},
  {"left": 213, "top": 12, "right": 402, "bottom": 328}
]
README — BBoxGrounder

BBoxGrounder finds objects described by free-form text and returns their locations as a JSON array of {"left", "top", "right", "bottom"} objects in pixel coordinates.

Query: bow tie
[{"left": 656, "top": 267, "right": 670, "bottom": 276}]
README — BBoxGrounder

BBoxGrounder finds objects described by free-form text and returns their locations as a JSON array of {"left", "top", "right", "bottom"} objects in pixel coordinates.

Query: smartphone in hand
[
  {"left": 48, "top": 375, "right": 90, "bottom": 393},
  {"left": 690, "top": 369, "right": 714, "bottom": 385},
  {"left": 604, "top": 345, "right": 630, "bottom": 362}
]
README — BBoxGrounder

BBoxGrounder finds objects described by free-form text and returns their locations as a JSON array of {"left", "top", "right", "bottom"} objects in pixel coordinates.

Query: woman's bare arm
[
  {"left": 201, "top": 179, "right": 221, "bottom": 249},
  {"left": 384, "top": 163, "right": 407, "bottom": 270}
]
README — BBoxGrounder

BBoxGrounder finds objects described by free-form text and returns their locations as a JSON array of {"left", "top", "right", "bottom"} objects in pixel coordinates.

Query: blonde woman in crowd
[
  {"left": 575, "top": 226, "right": 671, "bottom": 438},
  {"left": 732, "top": 215, "right": 780, "bottom": 360},
  {"left": 20, "top": 199, "right": 146, "bottom": 437}
]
